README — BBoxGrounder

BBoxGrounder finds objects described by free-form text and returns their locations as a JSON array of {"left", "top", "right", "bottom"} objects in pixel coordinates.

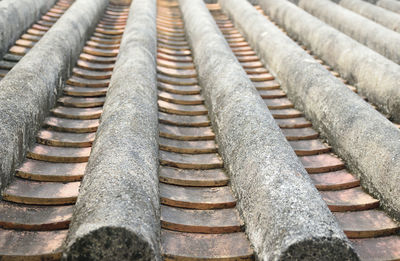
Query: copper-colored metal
[
  {"left": 289, "top": 139, "right": 331, "bottom": 156},
  {"left": 16, "top": 159, "right": 86, "bottom": 182},
  {"left": 158, "top": 100, "right": 207, "bottom": 116},
  {"left": 158, "top": 90, "right": 204, "bottom": 105},
  {"left": 310, "top": 170, "right": 360, "bottom": 191},
  {"left": 300, "top": 153, "right": 345, "bottom": 173},
  {"left": 159, "top": 166, "right": 228, "bottom": 187},
  {"left": 3, "top": 179, "right": 80, "bottom": 205},
  {"left": 276, "top": 117, "right": 313, "bottom": 129},
  {"left": 159, "top": 124, "right": 214, "bottom": 141},
  {"left": 158, "top": 111, "right": 210, "bottom": 128},
  {"left": 160, "top": 151, "right": 223, "bottom": 170}
]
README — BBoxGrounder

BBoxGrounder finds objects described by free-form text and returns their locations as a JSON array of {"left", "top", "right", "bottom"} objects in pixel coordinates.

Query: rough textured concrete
[
  {"left": 222, "top": 0, "right": 400, "bottom": 221},
  {"left": 63, "top": 0, "right": 160, "bottom": 260},
  {"left": 289, "top": 0, "right": 400, "bottom": 65},
  {"left": 0, "top": 0, "right": 57, "bottom": 60},
  {"left": 365, "top": 0, "right": 400, "bottom": 13},
  {"left": 260, "top": 0, "right": 400, "bottom": 122},
  {"left": 333, "top": 0, "right": 400, "bottom": 33},
  {"left": 0, "top": 0, "right": 108, "bottom": 192},
  {"left": 180, "top": 0, "right": 358, "bottom": 260}
]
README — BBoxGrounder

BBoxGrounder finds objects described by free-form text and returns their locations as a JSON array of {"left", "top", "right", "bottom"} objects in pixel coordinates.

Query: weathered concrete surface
[
  {"left": 289, "top": 0, "right": 400, "bottom": 65},
  {"left": 223, "top": 0, "right": 400, "bottom": 221},
  {"left": 0, "top": 0, "right": 108, "bottom": 192},
  {"left": 333, "top": 0, "right": 400, "bottom": 33},
  {"left": 180, "top": 0, "right": 357, "bottom": 260},
  {"left": 0, "top": 0, "right": 57, "bottom": 60},
  {"left": 63, "top": 0, "right": 160, "bottom": 260},
  {"left": 260, "top": 0, "right": 400, "bottom": 122},
  {"left": 365, "top": 0, "right": 400, "bottom": 13}
]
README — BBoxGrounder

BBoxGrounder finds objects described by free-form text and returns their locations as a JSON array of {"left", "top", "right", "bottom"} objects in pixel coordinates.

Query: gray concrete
[
  {"left": 365, "top": 0, "right": 400, "bottom": 13},
  {"left": 333, "top": 0, "right": 400, "bottom": 33},
  {"left": 180, "top": 0, "right": 358, "bottom": 260},
  {"left": 290, "top": 0, "right": 400, "bottom": 65},
  {"left": 260, "top": 0, "right": 400, "bottom": 122},
  {"left": 246, "top": 0, "right": 259, "bottom": 4},
  {"left": 63, "top": 0, "right": 160, "bottom": 260},
  {"left": 222, "top": 0, "right": 400, "bottom": 221},
  {"left": 0, "top": 0, "right": 57, "bottom": 60},
  {"left": 0, "top": 0, "right": 108, "bottom": 191}
]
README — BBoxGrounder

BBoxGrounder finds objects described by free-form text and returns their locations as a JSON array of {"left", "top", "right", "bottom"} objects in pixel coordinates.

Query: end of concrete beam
[
  {"left": 63, "top": 227, "right": 157, "bottom": 261},
  {"left": 281, "top": 237, "right": 358, "bottom": 260}
]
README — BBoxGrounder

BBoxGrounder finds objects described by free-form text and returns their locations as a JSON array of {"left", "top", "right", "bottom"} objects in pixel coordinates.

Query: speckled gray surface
[
  {"left": 367, "top": 0, "right": 400, "bottom": 13},
  {"left": 0, "top": 0, "right": 108, "bottom": 192},
  {"left": 0, "top": 0, "right": 56, "bottom": 60},
  {"left": 260, "top": 0, "right": 400, "bottom": 122},
  {"left": 288, "top": 0, "right": 400, "bottom": 65},
  {"left": 223, "top": 0, "right": 400, "bottom": 221},
  {"left": 63, "top": 0, "right": 160, "bottom": 260},
  {"left": 333, "top": 0, "right": 400, "bottom": 33},
  {"left": 180, "top": 0, "right": 357, "bottom": 260}
]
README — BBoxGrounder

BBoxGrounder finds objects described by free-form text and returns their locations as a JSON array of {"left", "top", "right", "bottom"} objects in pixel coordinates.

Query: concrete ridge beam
[
  {"left": 333, "top": 0, "right": 400, "bottom": 34},
  {"left": 179, "top": 0, "right": 358, "bottom": 259},
  {"left": 262, "top": 1, "right": 400, "bottom": 122},
  {"left": 371, "top": 0, "right": 400, "bottom": 14},
  {"left": 289, "top": 0, "right": 400, "bottom": 65},
  {"left": 0, "top": 0, "right": 57, "bottom": 59},
  {"left": 260, "top": 0, "right": 400, "bottom": 121},
  {"left": 0, "top": 0, "right": 108, "bottom": 191},
  {"left": 63, "top": 0, "right": 160, "bottom": 260},
  {"left": 223, "top": 0, "right": 400, "bottom": 220}
]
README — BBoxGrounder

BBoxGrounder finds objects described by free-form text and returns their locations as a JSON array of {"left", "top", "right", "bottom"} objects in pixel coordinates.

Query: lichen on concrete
[
  {"left": 290, "top": 0, "right": 400, "bottom": 65},
  {"left": 366, "top": 0, "right": 400, "bottom": 14},
  {"left": 333, "top": 0, "right": 400, "bottom": 34},
  {"left": 180, "top": 0, "right": 358, "bottom": 259},
  {"left": 0, "top": 0, "right": 57, "bottom": 60},
  {"left": 260, "top": 0, "right": 400, "bottom": 122},
  {"left": 0, "top": 0, "right": 108, "bottom": 192},
  {"left": 63, "top": 0, "right": 160, "bottom": 260},
  {"left": 226, "top": 0, "right": 400, "bottom": 221}
]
